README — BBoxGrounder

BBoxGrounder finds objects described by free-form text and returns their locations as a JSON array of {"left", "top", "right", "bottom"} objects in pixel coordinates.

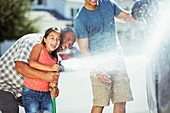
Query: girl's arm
[{"left": 29, "top": 43, "right": 59, "bottom": 71}]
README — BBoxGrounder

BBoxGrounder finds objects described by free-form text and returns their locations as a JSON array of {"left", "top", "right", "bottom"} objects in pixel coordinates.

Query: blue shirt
[{"left": 74, "top": 0, "right": 122, "bottom": 54}]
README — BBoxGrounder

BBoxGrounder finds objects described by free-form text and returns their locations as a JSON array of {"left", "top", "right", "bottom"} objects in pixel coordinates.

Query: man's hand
[
  {"left": 96, "top": 73, "right": 111, "bottom": 83},
  {"left": 42, "top": 72, "right": 60, "bottom": 82},
  {"left": 15, "top": 61, "right": 60, "bottom": 82},
  {"left": 49, "top": 87, "right": 59, "bottom": 98}
]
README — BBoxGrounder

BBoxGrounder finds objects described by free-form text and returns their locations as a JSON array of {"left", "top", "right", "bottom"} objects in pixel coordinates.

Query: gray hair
[
  {"left": 61, "top": 26, "right": 75, "bottom": 36},
  {"left": 61, "top": 26, "right": 76, "bottom": 43}
]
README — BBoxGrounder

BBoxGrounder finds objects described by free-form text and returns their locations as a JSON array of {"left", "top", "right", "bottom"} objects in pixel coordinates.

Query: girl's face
[{"left": 44, "top": 31, "right": 61, "bottom": 53}]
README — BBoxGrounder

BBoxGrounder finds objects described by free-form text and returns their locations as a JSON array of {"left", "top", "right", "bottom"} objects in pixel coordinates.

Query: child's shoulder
[
  {"left": 33, "top": 43, "right": 44, "bottom": 50},
  {"left": 34, "top": 43, "right": 44, "bottom": 48}
]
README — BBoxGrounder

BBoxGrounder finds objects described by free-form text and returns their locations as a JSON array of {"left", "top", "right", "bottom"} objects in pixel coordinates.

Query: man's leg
[
  {"left": 16, "top": 96, "right": 23, "bottom": 107},
  {"left": 91, "top": 106, "right": 104, "bottom": 113},
  {"left": 0, "top": 90, "right": 19, "bottom": 113},
  {"left": 90, "top": 75, "right": 111, "bottom": 113},
  {"left": 113, "top": 102, "right": 126, "bottom": 113},
  {"left": 110, "top": 70, "right": 133, "bottom": 113}
]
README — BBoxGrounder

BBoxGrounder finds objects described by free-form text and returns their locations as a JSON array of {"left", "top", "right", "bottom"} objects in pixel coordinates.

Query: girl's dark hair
[{"left": 41, "top": 27, "right": 61, "bottom": 59}]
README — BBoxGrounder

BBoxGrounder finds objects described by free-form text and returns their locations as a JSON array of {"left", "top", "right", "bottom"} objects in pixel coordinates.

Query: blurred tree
[{"left": 0, "top": 0, "right": 39, "bottom": 55}]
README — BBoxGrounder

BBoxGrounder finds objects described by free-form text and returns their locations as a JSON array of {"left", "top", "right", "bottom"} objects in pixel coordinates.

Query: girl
[{"left": 22, "top": 27, "right": 61, "bottom": 113}]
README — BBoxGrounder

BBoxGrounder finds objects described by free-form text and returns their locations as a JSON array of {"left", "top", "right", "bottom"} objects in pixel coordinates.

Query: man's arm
[
  {"left": 77, "top": 38, "right": 111, "bottom": 83},
  {"left": 77, "top": 38, "right": 91, "bottom": 56},
  {"left": 15, "top": 61, "right": 59, "bottom": 83},
  {"left": 116, "top": 10, "right": 136, "bottom": 23}
]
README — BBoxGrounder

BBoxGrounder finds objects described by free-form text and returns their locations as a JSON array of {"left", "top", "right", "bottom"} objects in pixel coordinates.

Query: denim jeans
[{"left": 22, "top": 86, "right": 53, "bottom": 113}]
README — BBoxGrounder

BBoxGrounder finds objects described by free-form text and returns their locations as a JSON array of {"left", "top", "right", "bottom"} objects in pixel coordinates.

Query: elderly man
[{"left": 0, "top": 26, "right": 76, "bottom": 113}]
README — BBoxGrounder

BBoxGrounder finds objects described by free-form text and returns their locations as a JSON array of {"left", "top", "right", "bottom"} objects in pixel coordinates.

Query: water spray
[{"left": 61, "top": 51, "right": 126, "bottom": 75}]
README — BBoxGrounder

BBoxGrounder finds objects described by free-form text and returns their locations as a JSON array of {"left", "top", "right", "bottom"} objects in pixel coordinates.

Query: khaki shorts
[{"left": 90, "top": 70, "right": 133, "bottom": 106}]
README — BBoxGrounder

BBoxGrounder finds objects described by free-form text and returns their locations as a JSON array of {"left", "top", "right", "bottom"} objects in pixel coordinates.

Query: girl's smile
[
  {"left": 50, "top": 44, "right": 57, "bottom": 49},
  {"left": 44, "top": 31, "right": 61, "bottom": 53}
]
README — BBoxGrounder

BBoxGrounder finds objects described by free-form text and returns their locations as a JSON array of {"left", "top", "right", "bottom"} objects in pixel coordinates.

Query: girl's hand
[
  {"left": 49, "top": 82, "right": 58, "bottom": 88},
  {"left": 49, "top": 82, "right": 59, "bottom": 98},
  {"left": 49, "top": 87, "right": 59, "bottom": 98},
  {"left": 51, "top": 64, "right": 60, "bottom": 72}
]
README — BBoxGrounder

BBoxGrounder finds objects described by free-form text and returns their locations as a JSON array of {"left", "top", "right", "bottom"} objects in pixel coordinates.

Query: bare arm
[
  {"left": 116, "top": 10, "right": 136, "bottom": 23},
  {"left": 29, "top": 43, "right": 59, "bottom": 72},
  {"left": 15, "top": 61, "right": 59, "bottom": 82},
  {"left": 77, "top": 38, "right": 91, "bottom": 56},
  {"left": 77, "top": 38, "right": 111, "bottom": 83}
]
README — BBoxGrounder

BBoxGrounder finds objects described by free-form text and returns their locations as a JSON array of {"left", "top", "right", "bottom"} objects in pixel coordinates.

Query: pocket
[
  {"left": 22, "top": 86, "right": 32, "bottom": 94},
  {"left": 90, "top": 75, "right": 109, "bottom": 87}
]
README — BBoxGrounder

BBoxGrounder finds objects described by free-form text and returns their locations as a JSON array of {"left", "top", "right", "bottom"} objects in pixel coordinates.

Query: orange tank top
[{"left": 23, "top": 45, "right": 57, "bottom": 92}]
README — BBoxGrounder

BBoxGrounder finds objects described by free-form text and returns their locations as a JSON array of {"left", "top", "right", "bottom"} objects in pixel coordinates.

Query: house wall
[
  {"left": 31, "top": 0, "right": 135, "bottom": 19},
  {"left": 55, "top": 0, "right": 84, "bottom": 19},
  {"left": 64, "top": 1, "right": 83, "bottom": 19},
  {"left": 31, "top": 0, "right": 84, "bottom": 20},
  {"left": 31, "top": 0, "right": 56, "bottom": 10},
  {"left": 53, "top": 0, "right": 65, "bottom": 17}
]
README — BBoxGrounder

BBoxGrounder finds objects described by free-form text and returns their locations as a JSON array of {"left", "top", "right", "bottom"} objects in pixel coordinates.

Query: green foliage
[{"left": 0, "top": 0, "right": 39, "bottom": 42}]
